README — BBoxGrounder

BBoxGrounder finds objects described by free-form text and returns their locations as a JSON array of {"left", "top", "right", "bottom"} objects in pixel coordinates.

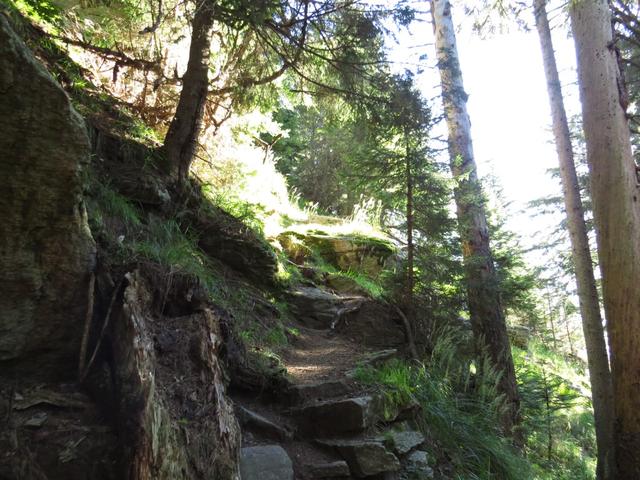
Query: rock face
[
  {"left": 325, "top": 273, "right": 368, "bottom": 295},
  {"left": 507, "top": 324, "right": 532, "bottom": 349},
  {"left": 0, "top": 14, "right": 96, "bottom": 379},
  {"left": 384, "top": 430, "right": 425, "bottom": 456},
  {"left": 237, "top": 406, "right": 293, "bottom": 442},
  {"left": 240, "top": 445, "right": 294, "bottom": 480},
  {"left": 89, "top": 127, "right": 171, "bottom": 207},
  {"left": 286, "top": 380, "right": 350, "bottom": 405},
  {"left": 306, "top": 460, "right": 350, "bottom": 478}
]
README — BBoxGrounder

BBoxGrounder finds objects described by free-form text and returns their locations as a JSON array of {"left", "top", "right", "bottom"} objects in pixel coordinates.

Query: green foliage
[
  {"left": 355, "top": 329, "right": 597, "bottom": 479},
  {"left": 131, "top": 218, "right": 215, "bottom": 286},
  {"left": 88, "top": 182, "right": 142, "bottom": 230},
  {"left": 8, "top": 0, "right": 60, "bottom": 24},
  {"left": 87, "top": 183, "right": 216, "bottom": 288},
  {"left": 355, "top": 351, "right": 529, "bottom": 480},
  {"left": 514, "top": 341, "right": 596, "bottom": 479},
  {"left": 205, "top": 187, "right": 267, "bottom": 236}
]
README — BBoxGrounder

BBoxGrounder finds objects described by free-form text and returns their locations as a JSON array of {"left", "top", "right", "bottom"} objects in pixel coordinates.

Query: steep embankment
[
  {"left": 0, "top": 13, "right": 240, "bottom": 479},
  {"left": 0, "top": 10, "right": 434, "bottom": 480}
]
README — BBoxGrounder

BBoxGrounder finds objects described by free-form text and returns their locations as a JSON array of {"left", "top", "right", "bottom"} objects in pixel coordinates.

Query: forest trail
[
  {"left": 234, "top": 285, "right": 431, "bottom": 480},
  {"left": 282, "top": 325, "right": 370, "bottom": 385}
]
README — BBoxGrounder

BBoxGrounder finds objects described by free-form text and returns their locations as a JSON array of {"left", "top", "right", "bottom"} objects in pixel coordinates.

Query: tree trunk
[
  {"left": 430, "top": 0, "right": 521, "bottom": 437},
  {"left": 563, "top": 304, "right": 576, "bottom": 357},
  {"left": 405, "top": 130, "right": 415, "bottom": 308},
  {"left": 546, "top": 288, "right": 558, "bottom": 350},
  {"left": 534, "top": 2, "right": 615, "bottom": 477},
  {"left": 570, "top": 1, "right": 640, "bottom": 477},
  {"left": 163, "top": 0, "right": 215, "bottom": 182}
]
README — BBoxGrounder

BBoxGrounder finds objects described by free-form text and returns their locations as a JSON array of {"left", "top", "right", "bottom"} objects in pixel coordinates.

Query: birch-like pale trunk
[
  {"left": 534, "top": 2, "right": 615, "bottom": 477},
  {"left": 570, "top": 1, "right": 640, "bottom": 477},
  {"left": 430, "top": 0, "right": 520, "bottom": 437}
]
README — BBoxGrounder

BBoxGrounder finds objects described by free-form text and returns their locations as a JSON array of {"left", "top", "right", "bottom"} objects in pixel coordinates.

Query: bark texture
[
  {"left": 0, "top": 13, "right": 96, "bottom": 380},
  {"left": 430, "top": 0, "right": 520, "bottom": 435},
  {"left": 570, "top": 1, "right": 640, "bottom": 477},
  {"left": 112, "top": 271, "right": 241, "bottom": 480},
  {"left": 163, "top": 0, "right": 215, "bottom": 181},
  {"left": 534, "top": 2, "right": 615, "bottom": 477}
]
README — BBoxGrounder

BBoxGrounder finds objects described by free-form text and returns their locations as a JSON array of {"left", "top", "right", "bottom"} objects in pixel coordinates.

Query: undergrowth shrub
[
  {"left": 355, "top": 327, "right": 530, "bottom": 480},
  {"left": 514, "top": 342, "right": 596, "bottom": 480},
  {"left": 131, "top": 217, "right": 214, "bottom": 287}
]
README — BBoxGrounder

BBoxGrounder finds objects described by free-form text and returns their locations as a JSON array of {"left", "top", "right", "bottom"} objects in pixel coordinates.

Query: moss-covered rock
[{"left": 278, "top": 230, "right": 395, "bottom": 277}]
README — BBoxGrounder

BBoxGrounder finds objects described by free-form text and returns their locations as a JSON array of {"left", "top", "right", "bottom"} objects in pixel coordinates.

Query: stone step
[
  {"left": 295, "top": 393, "right": 421, "bottom": 437},
  {"left": 316, "top": 438, "right": 400, "bottom": 477},
  {"left": 295, "top": 396, "right": 375, "bottom": 436},
  {"left": 287, "top": 380, "right": 350, "bottom": 406},
  {"left": 240, "top": 445, "right": 294, "bottom": 480},
  {"left": 237, "top": 406, "right": 293, "bottom": 442}
]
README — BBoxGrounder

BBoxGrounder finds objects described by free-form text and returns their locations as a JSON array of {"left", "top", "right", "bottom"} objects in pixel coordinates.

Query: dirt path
[{"left": 280, "top": 324, "right": 371, "bottom": 385}]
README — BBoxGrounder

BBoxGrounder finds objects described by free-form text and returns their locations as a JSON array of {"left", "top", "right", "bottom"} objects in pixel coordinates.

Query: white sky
[{"left": 389, "top": 1, "right": 580, "bottom": 266}]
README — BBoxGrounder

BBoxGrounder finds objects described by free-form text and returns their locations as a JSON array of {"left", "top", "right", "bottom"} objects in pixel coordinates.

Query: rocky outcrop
[
  {"left": 0, "top": 13, "right": 96, "bottom": 380},
  {"left": 288, "top": 286, "right": 363, "bottom": 329},
  {"left": 194, "top": 206, "right": 278, "bottom": 285},
  {"left": 88, "top": 127, "right": 171, "bottom": 207},
  {"left": 279, "top": 230, "right": 395, "bottom": 277},
  {"left": 507, "top": 324, "right": 532, "bottom": 349}
]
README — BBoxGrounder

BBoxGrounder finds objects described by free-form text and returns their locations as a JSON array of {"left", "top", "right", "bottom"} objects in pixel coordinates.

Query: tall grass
[
  {"left": 131, "top": 217, "right": 214, "bottom": 287},
  {"left": 355, "top": 327, "right": 531, "bottom": 480}
]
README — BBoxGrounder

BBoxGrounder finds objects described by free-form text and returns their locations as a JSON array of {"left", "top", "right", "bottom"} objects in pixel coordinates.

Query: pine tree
[
  {"left": 430, "top": 0, "right": 521, "bottom": 437},
  {"left": 571, "top": 0, "right": 640, "bottom": 476},
  {"left": 534, "top": 1, "right": 615, "bottom": 477}
]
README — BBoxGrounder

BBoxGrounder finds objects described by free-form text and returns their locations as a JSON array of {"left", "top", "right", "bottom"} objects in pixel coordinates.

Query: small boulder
[
  {"left": 384, "top": 430, "right": 425, "bottom": 456},
  {"left": 240, "top": 445, "right": 293, "bottom": 480},
  {"left": 401, "top": 450, "right": 434, "bottom": 480},
  {"left": 287, "top": 287, "right": 345, "bottom": 329},
  {"left": 317, "top": 439, "right": 400, "bottom": 477}
]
